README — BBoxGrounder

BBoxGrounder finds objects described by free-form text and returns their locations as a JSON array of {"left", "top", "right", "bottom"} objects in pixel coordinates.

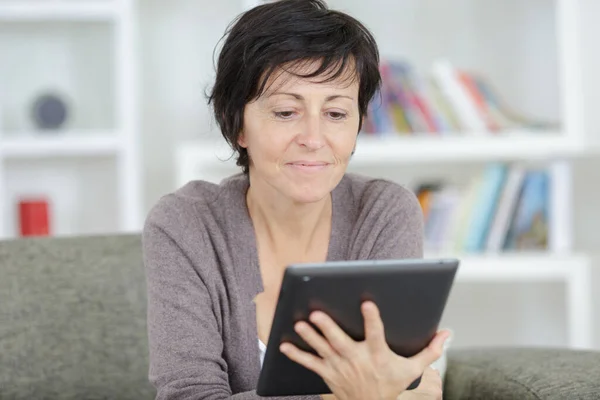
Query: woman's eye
[
  {"left": 274, "top": 111, "right": 295, "bottom": 119},
  {"left": 328, "top": 111, "right": 347, "bottom": 120}
]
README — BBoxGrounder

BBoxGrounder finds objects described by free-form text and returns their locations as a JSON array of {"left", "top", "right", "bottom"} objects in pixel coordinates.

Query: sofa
[{"left": 1, "top": 234, "right": 599, "bottom": 400}]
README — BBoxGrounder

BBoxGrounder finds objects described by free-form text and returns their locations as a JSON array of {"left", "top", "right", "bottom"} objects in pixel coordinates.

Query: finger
[
  {"left": 309, "top": 311, "right": 354, "bottom": 356},
  {"left": 362, "top": 301, "right": 387, "bottom": 353},
  {"left": 294, "top": 321, "right": 337, "bottom": 359},
  {"left": 280, "top": 342, "right": 329, "bottom": 378},
  {"left": 410, "top": 330, "right": 450, "bottom": 370}
]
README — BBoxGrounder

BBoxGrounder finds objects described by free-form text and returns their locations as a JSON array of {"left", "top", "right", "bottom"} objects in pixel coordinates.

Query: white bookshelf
[
  {"left": 454, "top": 253, "right": 588, "bottom": 283},
  {"left": 176, "top": 131, "right": 584, "bottom": 172},
  {"left": 0, "top": 0, "right": 141, "bottom": 238},
  {"left": 170, "top": 0, "right": 594, "bottom": 349},
  {"left": 454, "top": 253, "right": 591, "bottom": 348},
  {"left": 0, "top": 132, "right": 122, "bottom": 158},
  {"left": 353, "top": 132, "right": 583, "bottom": 165}
]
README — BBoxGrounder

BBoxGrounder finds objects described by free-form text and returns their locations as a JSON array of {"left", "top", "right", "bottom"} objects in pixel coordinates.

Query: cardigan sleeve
[
  {"left": 348, "top": 180, "right": 424, "bottom": 261},
  {"left": 142, "top": 197, "right": 320, "bottom": 400}
]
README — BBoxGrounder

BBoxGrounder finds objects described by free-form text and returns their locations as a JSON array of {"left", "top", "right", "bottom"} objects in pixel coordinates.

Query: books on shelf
[
  {"left": 364, "top": 59, "right": 559, "bottom": 136},
  {"left": 416, "top": 163, "right": 551, "bottom": 254}
]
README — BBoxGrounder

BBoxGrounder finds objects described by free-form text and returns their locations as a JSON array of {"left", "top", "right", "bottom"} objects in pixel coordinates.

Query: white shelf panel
[
  {"left": 352, "top": 131, "right": 583, "bottom": 165},
  {"left": 0, "top": 132, "right": 122, "bottom": 158},
  {"left": 445, "top": 253, "right": 589, "bottom": 283},
  {"left": 0, "top": 1, "right": 117, "bottom": 21},
  {"left": 175, "top": 132, "right": 587, "bottom": 185}
]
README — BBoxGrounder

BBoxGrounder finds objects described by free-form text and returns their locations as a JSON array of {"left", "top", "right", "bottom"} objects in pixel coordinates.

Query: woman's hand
[
  {"left": 397, "top": 367, "right": 443, "bottom": 400},
  {"left": 322, "top": 368, "right": 443, "bottom": 400},
  {"left": 279, "top": 301, "right": 450, "bottom": 400}
]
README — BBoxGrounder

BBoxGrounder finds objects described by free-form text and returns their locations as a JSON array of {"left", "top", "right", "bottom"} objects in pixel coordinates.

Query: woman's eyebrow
[{"left": 268, "top": 92, "right": 354, "bottom": 101}]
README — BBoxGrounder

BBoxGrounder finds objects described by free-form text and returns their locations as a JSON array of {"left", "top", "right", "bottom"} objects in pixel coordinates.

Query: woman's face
[{"left": 240, "top": 62, "right": 360, "bottom": 204}]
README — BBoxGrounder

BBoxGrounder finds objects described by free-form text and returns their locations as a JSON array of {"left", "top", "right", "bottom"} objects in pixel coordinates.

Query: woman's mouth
[{"left": 286, "top": 161, "right": 331, "bottom": 172}]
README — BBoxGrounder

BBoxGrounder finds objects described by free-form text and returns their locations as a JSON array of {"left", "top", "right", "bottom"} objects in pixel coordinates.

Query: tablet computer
[{"left": 256, "top": 258, "right": 459, "bottom": 397}]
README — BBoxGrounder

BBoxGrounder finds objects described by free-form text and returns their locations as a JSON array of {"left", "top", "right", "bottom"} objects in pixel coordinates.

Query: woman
[{"left": 142, "top": 0, "right": 450, "bottom": 399}]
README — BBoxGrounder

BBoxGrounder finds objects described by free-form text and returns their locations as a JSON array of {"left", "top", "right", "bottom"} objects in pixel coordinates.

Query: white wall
[{"left": 139, "top": 0, "right": 243, "bottom": 213}]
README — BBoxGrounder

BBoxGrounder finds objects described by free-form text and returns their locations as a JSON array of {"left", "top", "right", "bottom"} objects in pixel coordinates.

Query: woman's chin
[
  {"left": 283, "top": 174, "right": 344, "bottom": 204},
  {"left": 288, "top": 187, "right": 331, "bottom": 204}
]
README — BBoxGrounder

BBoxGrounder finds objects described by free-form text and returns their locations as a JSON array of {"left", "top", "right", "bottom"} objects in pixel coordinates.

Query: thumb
[{"left": 409, "top": 330, "right": 450, "bottom": 369}]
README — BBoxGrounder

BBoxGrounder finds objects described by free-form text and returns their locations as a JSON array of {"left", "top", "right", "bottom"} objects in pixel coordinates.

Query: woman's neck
[{"left": 245, "top": 176, "right": 332, "bottom": 257}]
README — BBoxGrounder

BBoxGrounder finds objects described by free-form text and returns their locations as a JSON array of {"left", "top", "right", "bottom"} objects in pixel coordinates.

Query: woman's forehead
[{"left": 262, "top": 60, "right": 359, "bottom": 95}]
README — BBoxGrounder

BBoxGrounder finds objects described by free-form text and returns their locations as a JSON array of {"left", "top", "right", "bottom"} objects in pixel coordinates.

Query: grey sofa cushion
[
  {"left": 444, "top": 347, "right": 600, "bottom": 400},
  {"left": 3, "top": 233, "right": 600, "bottom": 400},
  {"left": 0, "top": 234, "right": 155, "bottom": 400}
]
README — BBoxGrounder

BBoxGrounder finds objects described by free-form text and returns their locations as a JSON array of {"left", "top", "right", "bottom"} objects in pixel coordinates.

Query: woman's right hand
[{"left": 280, "top": 301, "right": 450, "bottom": 400}]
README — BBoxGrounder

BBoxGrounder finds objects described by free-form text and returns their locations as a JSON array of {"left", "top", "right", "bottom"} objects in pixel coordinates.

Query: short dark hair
[{"left": 207, "top": 0, "right": 381, "bottom": 173}]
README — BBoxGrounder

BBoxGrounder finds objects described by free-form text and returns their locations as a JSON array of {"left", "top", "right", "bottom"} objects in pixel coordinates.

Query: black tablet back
[{"left": 256, "top": 258, "right": 459, "bottom": 397}]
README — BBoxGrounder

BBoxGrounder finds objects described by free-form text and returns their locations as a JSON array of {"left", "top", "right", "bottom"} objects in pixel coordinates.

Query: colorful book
[
  {"left": 463, "top": 164, "right": 508, "bottom": 253},
  {"left": 504, "top": 171, "right": 550, "bottom": 251},
  {"left": 486, "top": 165, "right": 527, "bottom": 252}
]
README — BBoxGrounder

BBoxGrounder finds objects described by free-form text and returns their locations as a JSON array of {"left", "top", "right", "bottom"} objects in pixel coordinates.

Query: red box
[{"left": 18, "top": 199, "right": 51, "bottom": 237}]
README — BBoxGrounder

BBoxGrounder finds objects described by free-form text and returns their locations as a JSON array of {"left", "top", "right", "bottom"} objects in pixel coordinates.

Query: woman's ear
[{"left": 237, "top": 131, "right": 247, "bottom": 148}]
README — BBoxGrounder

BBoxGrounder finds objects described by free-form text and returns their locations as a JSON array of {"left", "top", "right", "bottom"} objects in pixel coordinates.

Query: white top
[{"left": 258, "top": 339, "right": 267, "bottom": 368}]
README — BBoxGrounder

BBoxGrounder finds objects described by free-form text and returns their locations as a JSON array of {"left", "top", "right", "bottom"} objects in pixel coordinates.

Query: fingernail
[
  {"left": 295, "top": 322, "right": 305, "bottom": 332},
  {"left": 280, "top": 344, "right": 289, "bottom": 353},
  {"left": 363, "top": 301, "right": 373, "bottom": 310},
  {"left": 442, "top": 328, "right": 454, "bottom": 348}
]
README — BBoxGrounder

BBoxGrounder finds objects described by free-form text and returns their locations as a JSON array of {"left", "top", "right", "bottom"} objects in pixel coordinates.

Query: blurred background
[{"left": 1, "top": 0, "right": 600, "bottom": 351}]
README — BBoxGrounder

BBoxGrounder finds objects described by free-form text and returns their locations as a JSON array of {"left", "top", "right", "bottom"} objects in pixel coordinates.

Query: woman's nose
[{"left": 296, "top": 115, "right": 325, "bottom": 151}]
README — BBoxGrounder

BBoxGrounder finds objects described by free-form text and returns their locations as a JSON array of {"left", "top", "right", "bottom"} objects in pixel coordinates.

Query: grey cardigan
[{"left": 142, "top": 173, "right": 423, "bottom": 399}]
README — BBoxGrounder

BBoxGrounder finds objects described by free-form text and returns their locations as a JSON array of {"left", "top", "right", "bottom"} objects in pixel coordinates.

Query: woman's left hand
[{"left": 397, "top": 367, "right": 443, "bottom": 400}]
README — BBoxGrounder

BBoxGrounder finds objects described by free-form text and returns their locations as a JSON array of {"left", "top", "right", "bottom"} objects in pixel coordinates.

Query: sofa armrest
[{"left": 443, "top": 347, "right": 600, "bottom": 400}]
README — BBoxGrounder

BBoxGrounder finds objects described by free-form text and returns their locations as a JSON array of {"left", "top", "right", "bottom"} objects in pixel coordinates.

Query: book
[
  {"left": 415, "top": 164, "right": 551, "bottom": 254},
  {"left": 504, "top": 170, "right": 550, "bottom": 251},
  {"left": 364, "top": 58, "right": 559, "bottom": 136},
  {"left": 485, "top": 165, "right": 527, "bottom": 252},
  {"left": 463, "top": 164, "right": 508, "bottom": 253}
]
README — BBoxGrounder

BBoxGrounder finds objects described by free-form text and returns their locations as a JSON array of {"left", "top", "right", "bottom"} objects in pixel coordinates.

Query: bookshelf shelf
[
  {"left": 0, "top": 1, "right": 117, "bottom": 21},
  {"left": 175, "top": 132, "right": 586, "bottom": 186},
  {"left": 451, "top": 253, "right": 588, "bottom": 282},
  {"left": 353, "top": 132, "right": 583, "bottom": 165},
  {"left": 0, "top": 0, "right": 141, "bottom": 238},
  {"left": 1, "top": 132, "right": 122, "bottom": 158}
]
